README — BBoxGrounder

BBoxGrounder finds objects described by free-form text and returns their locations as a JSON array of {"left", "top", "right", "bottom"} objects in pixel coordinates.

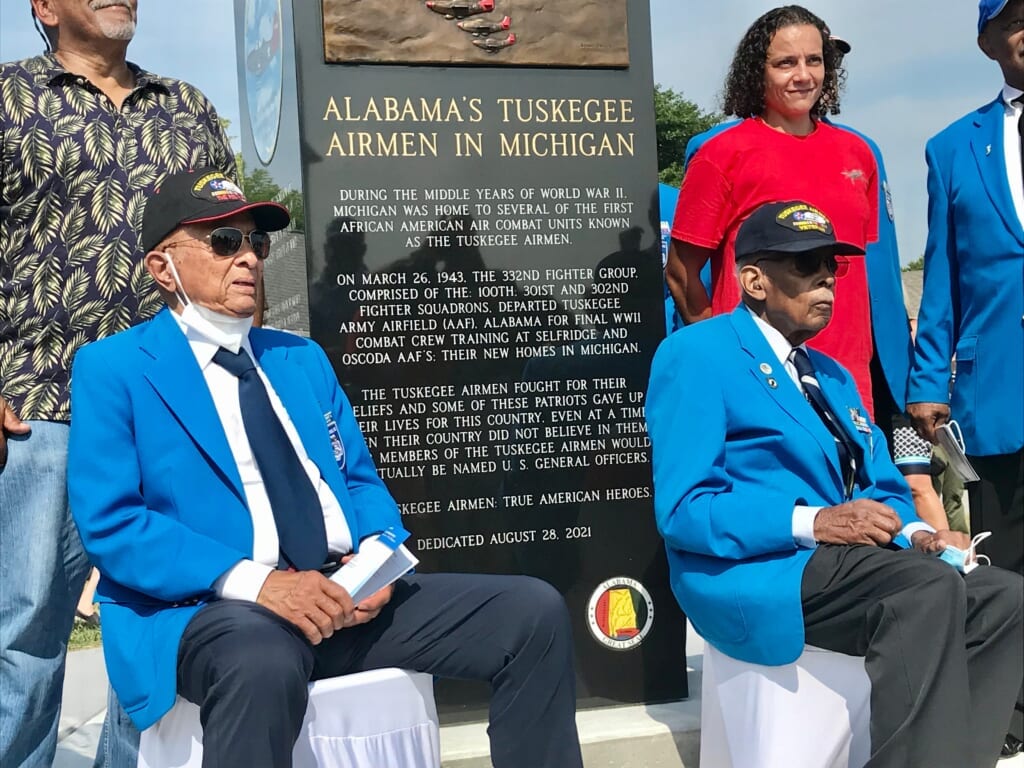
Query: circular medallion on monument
[
  {"left": 586, "top": 577, "right": 654, "bottom": 651},
  {"left": 244, "top": 0, "right": 284, "bottom": 165}
]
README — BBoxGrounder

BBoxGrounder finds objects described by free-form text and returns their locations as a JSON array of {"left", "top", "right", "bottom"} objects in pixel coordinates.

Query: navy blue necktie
[
  {"left": 789, "top": 347, "right": 858, "bottom": 498},
  {"left": 213, "top": 347, "right": 328, "bottom": 571}
]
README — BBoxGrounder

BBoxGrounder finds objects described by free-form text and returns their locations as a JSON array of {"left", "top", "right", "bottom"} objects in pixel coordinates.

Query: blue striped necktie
[
  {"left": 788, "top": 347, "right": 858, "bottom": 498},
  {"left": 213, "top": 347, "right": 328, "bottom": 570}
]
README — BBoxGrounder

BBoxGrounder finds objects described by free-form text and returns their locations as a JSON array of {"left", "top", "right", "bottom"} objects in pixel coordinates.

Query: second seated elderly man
[
  {"left": 646, "top": 200, "right": 1024, "bottom": 768},
  {"left": 66, "top": 168, "right": 583, "bottom": 768}
]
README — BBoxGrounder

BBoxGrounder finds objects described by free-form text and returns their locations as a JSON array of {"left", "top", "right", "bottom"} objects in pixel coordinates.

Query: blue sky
[{"left": 0, "top": 1, "right": 1003, "bottom": 264}]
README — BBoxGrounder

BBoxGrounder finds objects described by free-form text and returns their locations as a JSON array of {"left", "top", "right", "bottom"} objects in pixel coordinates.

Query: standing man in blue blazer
[
  {"left": 66, "top": 169, "right": 583, "bottom": 768},
  {"left": 908, "top": 2, "right": 1024, "bottom": 754},
  {"left": 647, "top": 200, "right": 1023, "bottom": 768},
  {"left": 908, "top": 0, "right": 1024, "bottom": 578}
]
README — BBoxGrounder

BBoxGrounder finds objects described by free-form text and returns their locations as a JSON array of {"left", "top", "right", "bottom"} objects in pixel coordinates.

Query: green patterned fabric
[{"left": 1, "top": 54, "right": 236, "bottom": 421}]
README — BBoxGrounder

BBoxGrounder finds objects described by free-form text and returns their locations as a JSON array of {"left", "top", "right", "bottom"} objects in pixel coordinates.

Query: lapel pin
[
  {"left": 759, "top": 362, "right": 773, "bottom": 374},
  {"left": 986, "top": 144, "right": 992, "bottom": 155},
  {"left": 767, "top": 377, "right": 778, "bottom": 389}
]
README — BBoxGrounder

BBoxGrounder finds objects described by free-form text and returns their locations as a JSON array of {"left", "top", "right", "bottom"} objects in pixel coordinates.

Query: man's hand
[
  {"left": 906, "top": 402, "right": 950, "bottom": 444},
  {"left": 813, "top": 499, "right": 903, "bottom": 546},
  {"left": 256, "top": 570, "right": 355, "bottom": 645},
  {"left": 353, "top": 584, "right": 394, "bottom": 625},
  {"left": 911, "top": 529, "right": 971, "bottom": 555},
  {"left": 339, "top": 553, "right": 394, "bottom": 625},
  {"left": 0, "top": 396, "right": 30, "bottom": 469}
]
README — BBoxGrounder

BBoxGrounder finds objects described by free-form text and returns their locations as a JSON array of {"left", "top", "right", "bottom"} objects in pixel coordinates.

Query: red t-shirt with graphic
[{"left": 672, "top": 117, "right": 879, "bottom": 415}]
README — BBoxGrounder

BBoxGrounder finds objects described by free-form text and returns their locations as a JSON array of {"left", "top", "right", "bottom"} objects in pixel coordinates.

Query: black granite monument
[{"left": 233, "top": 0, "right": 687, "bottom": 715}]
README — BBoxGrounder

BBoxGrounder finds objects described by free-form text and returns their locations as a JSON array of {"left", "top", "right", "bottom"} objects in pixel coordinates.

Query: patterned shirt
[{"left": 0, "top": 54, "right": 236, "bottom": 421}]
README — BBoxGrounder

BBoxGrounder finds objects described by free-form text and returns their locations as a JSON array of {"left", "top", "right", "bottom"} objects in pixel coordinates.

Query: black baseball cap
[
  {"left": 735, "top": 201, "right": 865, "bottom": 261},
  {"left": 141, "top": 168, "right": 290, "bottom": 253},
  {"left": 830, "top": 35, "right": 851, "bottom": 55}
]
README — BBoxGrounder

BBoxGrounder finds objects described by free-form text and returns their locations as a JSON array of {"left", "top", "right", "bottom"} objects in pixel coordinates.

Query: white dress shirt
[
  {"left": 746, "top": 307, "right": 934, "bottom": 547},
  {"left": 1001, "top": 83, "right": 1024, "bottom": 227},
  {"left": 171, "top": 312, "right": 353, "bottom": 601}
]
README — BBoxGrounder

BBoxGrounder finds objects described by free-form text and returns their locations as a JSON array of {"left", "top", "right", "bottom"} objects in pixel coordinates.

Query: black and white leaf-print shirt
[{"left": 1, "top": 53, "right": 237, "bottom": 421}]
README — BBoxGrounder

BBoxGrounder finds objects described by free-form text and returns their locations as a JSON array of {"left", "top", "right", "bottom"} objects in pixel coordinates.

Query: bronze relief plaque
[{"left": 322, "top": 0, "right": 629, "bottom": 67}]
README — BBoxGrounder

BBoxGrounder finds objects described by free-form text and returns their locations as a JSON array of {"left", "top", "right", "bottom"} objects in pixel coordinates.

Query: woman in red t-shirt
[{"left": 666, "top": 6, "right": 880, "bottom": 414}]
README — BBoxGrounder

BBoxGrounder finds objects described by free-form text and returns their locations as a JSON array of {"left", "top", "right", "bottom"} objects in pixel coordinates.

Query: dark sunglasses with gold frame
[{"left": 164, "top": 227, "right": 272, "bottom": 260}]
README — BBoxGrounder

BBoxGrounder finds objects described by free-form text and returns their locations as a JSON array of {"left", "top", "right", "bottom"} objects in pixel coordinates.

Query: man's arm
[
  {"left": 647, "top": 335, "right": 802, "bottom": 560},
  {"left": 907, "top": 141, "right": 957, "bottom": 442},
  {"left": 0, "top": 396, "right": 30, "bottom": 468},
  {"left": 189, "top": 84, "right": 238, "bottom": 182},
  {"left": 794, "top": 418, "right": 922, "bottom": 548},
  {"left": 665, "top": 239, "right": 714, "bottom": 324},
  {"left": 68, "top": 344, "right": 254, "bottom": 602}
]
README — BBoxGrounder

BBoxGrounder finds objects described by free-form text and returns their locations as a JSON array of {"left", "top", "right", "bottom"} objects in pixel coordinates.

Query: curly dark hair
[{"left": 722, "top": 5, "right": 846, "bottom": 119}]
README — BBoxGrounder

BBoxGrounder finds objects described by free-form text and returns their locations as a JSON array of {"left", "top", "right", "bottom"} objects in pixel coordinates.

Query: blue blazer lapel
[
  {"left": 971, "top": 95, "right": 1024, "bottom": 245},
  {"left": 728, "top": 309, "right": 845, "bottom": 486},
  {"left": 140, "top": 309, "right": 246, "bottom": 503}
]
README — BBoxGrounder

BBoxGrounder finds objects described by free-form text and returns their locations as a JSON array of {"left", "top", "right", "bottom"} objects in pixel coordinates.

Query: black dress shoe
[{"left": 1001, "top": 733, "right": 1023, "bottom": 759}]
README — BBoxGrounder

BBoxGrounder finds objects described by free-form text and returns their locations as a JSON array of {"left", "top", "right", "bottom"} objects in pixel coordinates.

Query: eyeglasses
[
  {"left": 165, "top": 228, "right": 272, "bottom": 260},
  {"left": 755, "top": 251, "right": 849, "bottom": 278}
]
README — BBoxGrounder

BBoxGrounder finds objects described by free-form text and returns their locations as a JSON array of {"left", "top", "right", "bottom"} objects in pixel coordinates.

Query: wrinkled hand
[
  {"left": 906, "top": 402, "right": 950, "bottom": 444},
  {"left": 911, "top": 529, "right": 972, "bottom": 555},
  {"left": 0, "top": 396, "right": 30, "bottom": 469},
  {"left": 813, "top": 499, "right": 903, "bottom": 546},
  {"left": 256, "top": 570, "right": 355, "bottom": 645},
  {"left": 340, "top": 553, "right": 394, "bottom": 625}
]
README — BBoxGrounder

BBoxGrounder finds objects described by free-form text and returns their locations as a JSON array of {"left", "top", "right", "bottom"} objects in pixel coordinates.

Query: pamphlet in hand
[
  {"left": 935, "top": 420, "right": 980, "bottom": 483},
  {"left": 330, "top": 526, "right": 418, "bottom": 604}
]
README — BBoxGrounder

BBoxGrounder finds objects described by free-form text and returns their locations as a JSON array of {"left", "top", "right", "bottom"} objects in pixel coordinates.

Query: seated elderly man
[
  {"left": 646, "top": 200, "right": 1023, "bottom": 768},
  {"left": 67, "top": 168, "right": 583, "bottom": 768}
]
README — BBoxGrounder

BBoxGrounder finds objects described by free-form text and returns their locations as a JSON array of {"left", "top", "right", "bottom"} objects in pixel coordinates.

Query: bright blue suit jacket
[
  {"left": 908, "top": 95, "right": 1024, "bottom": 457},
  {"left": 646, "top": 307, "right": 920, "bottom": 665},
  {"left": 669, "top": 120, "right": 912, "bottom": 409},
  {"left": 68, "top": 308, "right": 405, "bottom": 730}
]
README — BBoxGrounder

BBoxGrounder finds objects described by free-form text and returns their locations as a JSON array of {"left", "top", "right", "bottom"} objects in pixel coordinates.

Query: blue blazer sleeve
[
  {"left": 908, "top": 139, "right": 957, "bottom": 406},
  {"left": 647, "top": 335, "right": 801, "bottom": 560},
  {"left": 68, "top": 344, "right": 249, "bottom": 602}
]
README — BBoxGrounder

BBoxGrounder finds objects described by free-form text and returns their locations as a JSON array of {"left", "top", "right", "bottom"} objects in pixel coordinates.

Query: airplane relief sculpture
[
  {"left": 320, "top": 0, "right": 627, "bottom": 67},
  {"left": 425, "top": 0, "right": 516, "bottom": 55}
]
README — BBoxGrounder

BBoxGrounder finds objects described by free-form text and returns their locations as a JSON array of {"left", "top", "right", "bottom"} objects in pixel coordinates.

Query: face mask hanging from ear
[{"left": 162, "top": 251, "right": 253, "bottom": 353}]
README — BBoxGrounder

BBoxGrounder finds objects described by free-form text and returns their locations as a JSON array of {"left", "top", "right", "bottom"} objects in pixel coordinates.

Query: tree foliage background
[
  {"left": 653, "top": 85, "right": 722, "bottom": 188},
  {"left": 220, "top": 118, "right": 305, "bottom": 231}
]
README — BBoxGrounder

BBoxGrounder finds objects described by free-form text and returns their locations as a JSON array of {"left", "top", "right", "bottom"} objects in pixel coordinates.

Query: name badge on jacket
[
  {"left": 325, "top": 412, "right": 346, "bottom": 471},
  {"left": 848, "top": 407, "right": 871, "bottom": 434},
  {"left": 848, "top": 407, "right": 873, "bottom": 455}
]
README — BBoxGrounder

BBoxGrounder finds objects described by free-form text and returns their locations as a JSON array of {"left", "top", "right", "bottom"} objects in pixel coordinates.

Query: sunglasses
[
  {"left": 166, "top": 228, "right": 272, "bottom": 260},
  {"left": 756, "top": 251, "right": 849, "bottom": 278}
]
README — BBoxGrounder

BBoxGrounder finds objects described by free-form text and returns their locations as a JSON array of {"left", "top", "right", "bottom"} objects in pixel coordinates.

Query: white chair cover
[
  {"left": 138, "top": 668, "right": 440, "bottom": 768},
  {"left": 700, "top": 643, "right": 871, "bottom": 768}
]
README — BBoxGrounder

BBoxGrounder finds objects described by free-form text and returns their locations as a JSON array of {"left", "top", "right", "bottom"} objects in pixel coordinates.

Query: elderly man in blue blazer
[
  {"left": 66, "top": 168, "right": 583, "bottom": 768},
  {"left": 647, "top": 200, "right": 1023, "bottom": 768}
]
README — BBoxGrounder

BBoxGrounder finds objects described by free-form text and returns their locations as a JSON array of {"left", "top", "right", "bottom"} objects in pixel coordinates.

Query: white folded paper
[
  {"left": 936, "top": 420, "right": 980, "bottom": 483},
  {"left": 330, "top": 526, "right": 418, "bottom": 604}
]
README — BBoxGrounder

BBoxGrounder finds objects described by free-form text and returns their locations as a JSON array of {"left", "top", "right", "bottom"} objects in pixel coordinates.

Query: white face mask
[{"left": 162, "top": 251, "right": 253, "bottom": 353}]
